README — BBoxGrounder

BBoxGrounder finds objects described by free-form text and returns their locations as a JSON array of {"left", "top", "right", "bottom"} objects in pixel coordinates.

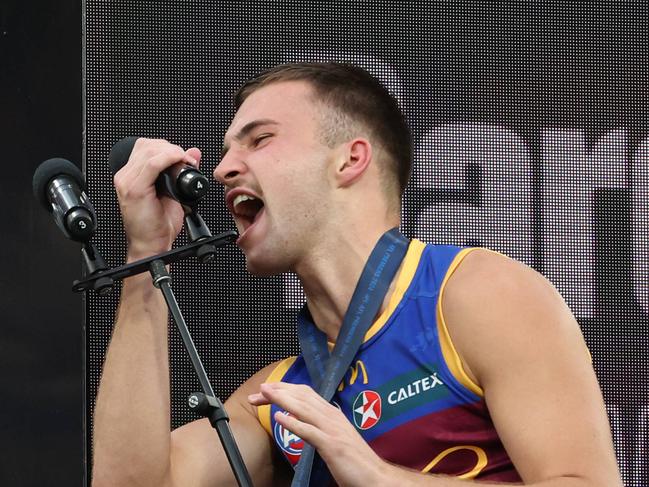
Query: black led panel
[{"left": 85, "top": 2, "right": 648, "bottom": 484}]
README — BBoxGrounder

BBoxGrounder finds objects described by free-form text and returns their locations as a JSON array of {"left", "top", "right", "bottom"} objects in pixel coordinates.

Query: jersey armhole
[
  {"left": 436, "top": 247, "right": 486, "bottom": 397},
  {"left": 437, "top": 247, "right": 594, "bottom": 397},
  {"left": 257, "top": 356, "right": 297, "bottom": 436}
]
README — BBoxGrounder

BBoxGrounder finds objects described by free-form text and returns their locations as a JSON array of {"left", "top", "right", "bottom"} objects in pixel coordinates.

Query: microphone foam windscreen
[
  {"left": 32, "top": 158, "right": 86, "bottom": 211},
  {"left": 108, "top": 136, "right": 139, "bottom": 175}
]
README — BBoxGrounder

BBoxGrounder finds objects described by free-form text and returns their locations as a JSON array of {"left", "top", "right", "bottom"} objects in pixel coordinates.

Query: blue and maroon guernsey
[{"left": 258, "top": 240, "right": 522, "bottom": 482}]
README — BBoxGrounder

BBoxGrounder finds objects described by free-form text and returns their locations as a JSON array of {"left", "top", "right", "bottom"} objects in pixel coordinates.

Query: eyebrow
[{"left": 221, "top": 119, "right": 279, "bottom": 158}]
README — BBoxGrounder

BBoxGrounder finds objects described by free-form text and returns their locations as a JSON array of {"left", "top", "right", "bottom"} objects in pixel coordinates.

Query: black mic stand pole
[
  {"left": 74, "top": 211, "right": 253, "bottom": 487},
  {"left": 148, "top": 259, "right": 253, "bottom": 487}
]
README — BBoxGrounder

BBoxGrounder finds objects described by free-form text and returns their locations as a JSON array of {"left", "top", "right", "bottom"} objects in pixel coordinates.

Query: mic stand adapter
[
  {"left": 183, "top": 207, "right": 219, "bottom": 263},
  {"left": 71, "top": 230, "right": 237, "bottom": 293}
]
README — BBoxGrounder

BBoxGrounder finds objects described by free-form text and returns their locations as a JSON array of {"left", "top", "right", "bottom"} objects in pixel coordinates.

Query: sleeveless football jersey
[{"left": 258, "top": 240, "right": 522, "bottom": 482}]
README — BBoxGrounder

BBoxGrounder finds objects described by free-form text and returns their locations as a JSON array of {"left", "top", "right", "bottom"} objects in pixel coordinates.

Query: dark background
[
  {"left": 83, "top": 2, "right": 647, "bottom": 486},
  {"left": 0, "top": 2, "right": 83, "bottom": 485}
]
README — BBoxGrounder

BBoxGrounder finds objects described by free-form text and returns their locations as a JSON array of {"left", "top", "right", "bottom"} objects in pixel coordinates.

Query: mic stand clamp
[
  {"left": 188, "top": 392, "right": 229, "bottom": 424},
  {"left": 81, "top": 242, "right": 114, "bottom": 296},
  {"left": 183, "top": 208, "right": 217, "bottom": 263},
  {"left": 72, "top": 230, "right": 237, "bottom": 293}
]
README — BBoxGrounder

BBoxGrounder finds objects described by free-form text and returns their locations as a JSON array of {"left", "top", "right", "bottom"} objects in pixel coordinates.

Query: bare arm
[
  {"left": 93, "top": 284, "right": 287, "bottom": 487},
  {"left": 431, "top": 249, "right": 622, "bottom": 486},
  {"left": 93, "top": 138, "right": 192, "bottom": 486},
  {"left": 92, "top": 272, "right": 173, "bottom": 486},
  {"left": 91, "top": 138, "right": 284, "bottom": 486}
]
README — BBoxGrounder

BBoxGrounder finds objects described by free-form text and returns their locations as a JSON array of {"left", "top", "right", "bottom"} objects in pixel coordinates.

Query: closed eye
[{"left": 252, "top": 133, "right": 272, "bottom": 148}]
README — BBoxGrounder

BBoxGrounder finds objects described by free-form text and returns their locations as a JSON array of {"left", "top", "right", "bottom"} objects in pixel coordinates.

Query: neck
[{"left": 294, "top": 220, "right": 403, "bottom": 342}]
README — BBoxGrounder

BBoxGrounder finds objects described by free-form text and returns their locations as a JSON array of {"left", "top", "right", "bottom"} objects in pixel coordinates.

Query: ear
[{"left": 334, "top": 138, "right": 373, "bottom": 188}]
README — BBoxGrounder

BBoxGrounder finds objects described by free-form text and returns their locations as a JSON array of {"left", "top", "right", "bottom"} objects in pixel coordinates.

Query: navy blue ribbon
[{"left": 291, "top": 228, "right": 410, "bottom": 487}]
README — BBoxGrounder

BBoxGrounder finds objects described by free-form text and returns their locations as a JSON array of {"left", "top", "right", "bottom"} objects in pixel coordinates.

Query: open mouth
[{"left": 232, "top": 193, "right": 265, "bottom": 233}]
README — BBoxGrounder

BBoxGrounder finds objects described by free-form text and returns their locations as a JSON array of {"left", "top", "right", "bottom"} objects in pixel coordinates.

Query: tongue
[{"left": 252, "top": 206, "right": 264, "bottom": 224}]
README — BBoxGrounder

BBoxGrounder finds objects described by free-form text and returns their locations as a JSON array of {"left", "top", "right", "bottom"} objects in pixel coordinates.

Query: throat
[
  {"left": 296, "top": 226, "right": 406, "bottom": 342},
  {"left": 304, "top": 265, "right": 401, "bottom": 343}
]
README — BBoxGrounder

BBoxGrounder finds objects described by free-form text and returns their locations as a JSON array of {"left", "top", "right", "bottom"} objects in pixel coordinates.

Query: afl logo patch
[
  {"left": 353, "top": 390, "right": 382, "bottom": 430},
  {"left": 274, "top": 412, "right": 304, "bottom": 466}
]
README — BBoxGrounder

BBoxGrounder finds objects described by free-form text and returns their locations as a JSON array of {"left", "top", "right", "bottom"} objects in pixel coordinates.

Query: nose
[{"left": 213, "top": 149, "right": 247, "bottom": 186}]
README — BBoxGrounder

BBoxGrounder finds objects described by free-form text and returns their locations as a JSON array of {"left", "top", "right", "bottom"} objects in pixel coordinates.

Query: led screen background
[{"left": 85, "top": 2, "right": 648, "bottom": 484}]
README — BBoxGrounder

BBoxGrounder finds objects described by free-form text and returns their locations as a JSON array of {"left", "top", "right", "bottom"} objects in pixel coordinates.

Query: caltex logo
[
  {"left": 353, "top": 390, "right": 382, "bottom": 430},
  {"left": 274, "top": 412, "right": 304, "bottom": 466}
]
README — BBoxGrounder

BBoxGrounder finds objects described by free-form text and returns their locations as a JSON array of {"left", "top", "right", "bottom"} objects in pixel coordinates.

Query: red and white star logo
[{"left": 352, "top": 390, "right": 382, "bottom": 430}]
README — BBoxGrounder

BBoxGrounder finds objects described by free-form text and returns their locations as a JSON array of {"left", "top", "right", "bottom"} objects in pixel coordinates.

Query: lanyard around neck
[{"left": 292, "top": 228, "right": 410, "bottom": 487}]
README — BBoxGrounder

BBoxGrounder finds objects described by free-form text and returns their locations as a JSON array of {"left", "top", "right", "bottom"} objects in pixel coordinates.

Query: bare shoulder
[
  {"left": 168, "top": 360, "right": 292, "bottom": 487},
  {"left": 441, "top": 248, "right": 583, "bottom": 386},
  {"left": 444, "top": 248, "right": 559, "bottom": 311}
]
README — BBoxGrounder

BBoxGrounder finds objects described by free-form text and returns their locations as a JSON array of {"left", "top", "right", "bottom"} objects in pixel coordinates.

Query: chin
[{"left": 239, "top": 228, "right": 296, "bottom": 276}]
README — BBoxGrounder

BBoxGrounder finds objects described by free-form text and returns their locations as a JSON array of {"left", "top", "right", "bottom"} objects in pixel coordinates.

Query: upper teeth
[{"left": 233, "top": 194, "right": 256, "bottom": 208}]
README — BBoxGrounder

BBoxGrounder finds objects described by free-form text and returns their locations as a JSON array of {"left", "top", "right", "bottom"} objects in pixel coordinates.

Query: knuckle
[
  {"left": 113, "top": 173, "right": 142, "bottom": 202},
  {"left": 113, "top": 173, "right": 131, "bottom": 196},
  {"left": 131, "top": 137, "right": 155, "bottom": 157},
  {"left": 132, "top": 137, "right": 148, "bottom": 150},
  {"left": 332, "top": 406, "right": 345, "bottom": 420},
  {"left": 115, "top": 182, "right": 134, "bottom": 201}
]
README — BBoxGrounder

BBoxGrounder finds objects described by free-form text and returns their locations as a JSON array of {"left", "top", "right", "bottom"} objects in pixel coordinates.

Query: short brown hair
[{"left": 235, "top": 62, "right": 413, "bottom": 201}]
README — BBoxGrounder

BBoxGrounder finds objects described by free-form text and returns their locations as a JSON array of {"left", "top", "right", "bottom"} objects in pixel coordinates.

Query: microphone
[
  {"left": 109, "top": 137, "right": 210, "bottom": 206},
  {"left": 32, "top": 158, "right": 97, "bottom": 242}
]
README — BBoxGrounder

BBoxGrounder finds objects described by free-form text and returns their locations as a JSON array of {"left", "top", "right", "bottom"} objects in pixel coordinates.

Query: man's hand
[
  {"left": 112, "top": 138, "right": 201, "bottom": 261},
  {"left": 249, "top": 382, "right": 393, "bottom": 487}
]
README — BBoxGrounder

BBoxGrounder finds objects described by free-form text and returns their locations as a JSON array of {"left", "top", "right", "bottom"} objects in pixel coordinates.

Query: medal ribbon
[{"left": 291, "top": 228, "right": 410, "bottom": 486}]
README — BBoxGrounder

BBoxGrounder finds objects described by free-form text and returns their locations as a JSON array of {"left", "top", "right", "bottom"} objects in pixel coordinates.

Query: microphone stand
[{"left": 75, "top": 212, "right": 254, "bottom": 487}]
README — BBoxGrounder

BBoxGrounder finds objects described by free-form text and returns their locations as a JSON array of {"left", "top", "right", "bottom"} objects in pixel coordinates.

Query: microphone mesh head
[
  {"left": 108, "top": 136, "right": 139, "bottom": 175},
  {"left": 32, "top": 158, "right": 85, "bottom": 211}
]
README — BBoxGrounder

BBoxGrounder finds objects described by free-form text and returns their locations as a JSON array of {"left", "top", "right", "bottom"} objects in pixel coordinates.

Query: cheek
[
  {"left": 269, "top": 182, "right": 320, "bottom": 227},
  {"left": 262, "top": 147, "right": 331, "bottom": 213}
]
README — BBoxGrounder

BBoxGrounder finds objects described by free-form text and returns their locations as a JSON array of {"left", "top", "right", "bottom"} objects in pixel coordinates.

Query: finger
[
  {"left": 274, "top": 410, "right": 325, "bottom": 448},
  {"left": 133, "top": 144, "right": 193, "bottom": 188},
  {"left": 114, "top": 139, "right": 160, "bottom": 188},
  {"left": 247, "top": 382, "right": 311, "bottom": 406},
  {"left": 259, "top": 383, "right": 332, "bottom": 428},
  {"left": 185, "top": 147, "right": 202, "bottom": 167},
  {"left": 247, "top": 392, "right": 270, "bottom": 406},
  {"left": 261, "top": 381, "right": 329, "bottom": 404},
  {"left": 117, "top": 139, "right": 190, "bottom": 187}
]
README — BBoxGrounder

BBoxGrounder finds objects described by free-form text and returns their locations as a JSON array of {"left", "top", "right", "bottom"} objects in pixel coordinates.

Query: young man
[{"left": 92, "top": 63, "right": 621, "bottom": 486}]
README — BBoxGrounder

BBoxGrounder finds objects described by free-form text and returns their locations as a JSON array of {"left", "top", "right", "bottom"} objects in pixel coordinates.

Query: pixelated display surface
[{"left": 85, "top": 2, "right": 648, "bottom": 484}]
